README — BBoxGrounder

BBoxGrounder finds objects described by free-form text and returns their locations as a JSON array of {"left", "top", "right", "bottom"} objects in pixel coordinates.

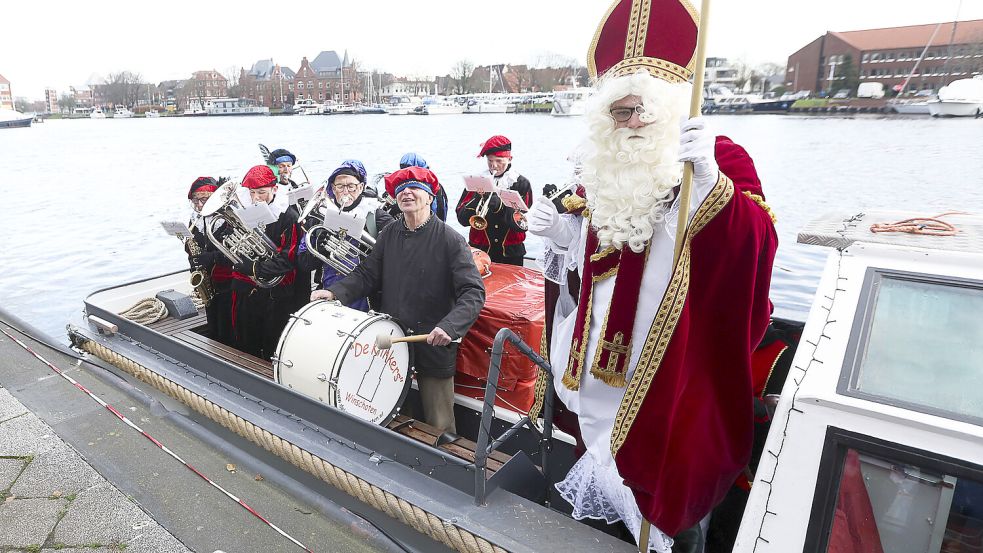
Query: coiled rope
[
  {"left": 869, "top": 211, "right": 966, "bottom": 237},
  {"left": 119, "top": 298, "right": 168, "bottom": 324},
  {"left": 71, "top": 332, "right": 508, "bottom": 553}
]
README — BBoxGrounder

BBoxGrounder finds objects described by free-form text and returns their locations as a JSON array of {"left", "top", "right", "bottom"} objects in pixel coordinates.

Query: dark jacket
[
  {"left": 328, "top": 216, "right": 486, "bottom": 377},
  {"left": 455, "top": 167, "right": 532, "bottom": 261}
]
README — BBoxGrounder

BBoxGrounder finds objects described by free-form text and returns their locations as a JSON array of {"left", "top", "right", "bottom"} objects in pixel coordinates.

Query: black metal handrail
[{"left": 473, "top": 328, "right": 555, "bottom": 506}]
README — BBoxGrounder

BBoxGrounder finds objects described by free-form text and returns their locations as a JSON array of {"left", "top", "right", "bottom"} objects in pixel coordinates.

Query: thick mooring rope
[
  {"left": 118, "top": 298, "right": 168, "bottom": 324},
  {"left": 73, "top": 334, "right": 508, "bottom": 553}
]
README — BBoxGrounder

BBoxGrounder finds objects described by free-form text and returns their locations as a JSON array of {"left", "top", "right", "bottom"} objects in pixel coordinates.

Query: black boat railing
[{"left": 473, "top": 328, "right": 555, "bottom": 506}]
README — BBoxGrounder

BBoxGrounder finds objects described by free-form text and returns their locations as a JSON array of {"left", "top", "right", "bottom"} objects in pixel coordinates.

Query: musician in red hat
[
  {"left": 313, "top": 166, "right": 485, "bottom": 433},
  {"left": 455, "top": 135, "right": 534, "bottom": 266},
  {"left": 528, "top": 1, "right": 778, "bottom": 550},
  {"left": 185, "top": 176, "right": 235, "bottom": 346},
  {"left": 230, "top": 165, "right": 311, "bottom": 360}
]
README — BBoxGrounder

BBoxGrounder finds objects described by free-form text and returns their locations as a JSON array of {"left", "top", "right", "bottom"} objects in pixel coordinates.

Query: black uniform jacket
[{"left": 328, "top": 216, "right": 486, "bottom": 378}]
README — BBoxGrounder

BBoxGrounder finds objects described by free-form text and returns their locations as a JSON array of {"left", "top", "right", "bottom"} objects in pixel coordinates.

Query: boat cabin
[{"left": 736, "top": 211, "right": 983, "bottom": 552}]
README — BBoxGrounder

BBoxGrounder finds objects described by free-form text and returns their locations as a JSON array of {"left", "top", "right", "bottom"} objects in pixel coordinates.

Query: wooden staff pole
[{"left": 671, "top": 0, "right": 713, "bottom": 267}]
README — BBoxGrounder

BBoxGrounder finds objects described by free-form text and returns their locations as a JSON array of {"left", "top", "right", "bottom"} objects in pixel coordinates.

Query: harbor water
[{"left": 0, "top": 113, "right": 980, "bottom": 339}]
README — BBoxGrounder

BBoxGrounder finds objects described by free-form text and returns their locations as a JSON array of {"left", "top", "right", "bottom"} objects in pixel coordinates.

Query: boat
[
  {"left": 145, "top": 109, "right": 161, "bottom": 118},
  {"left": 205, "top": 98, "right": 270, "bottom": 116},
  {"left": 710, "top": 95, "right": 761, "bottom": 114},
  {"left": 550, "top": 88, "right": 591, "bottom": 116},
  {"left": 889, "top": 98, "right": 932, "bottom": 115},
  {"left": 0, "top": 108, "right": 33, "bottom": 129},
  {"left": 927, "top": 77, "right": 983, "bottom": 117},
  {"left": 90, "top": 107, "right": 106, "bottom": 119},
  {"left": 412, "top": 97, "right": 464, "bottom": 115},
  {"left": 292, "top": 98, "right": 324, "bottom": 115},
  {"left": 59, "top": 207, "right": 983, "bottom": 552},
  {"left": 750, "top": 96, "right": 794, "bottom": 113},
  {"left": 113, "top": 105, "right": 134, "bottom": 118},
  {"left": 464, "top": 99, "right": 514, "bottom": 114},
  {"left": 384, "top": 95, "right": 422, "bottom": 115},
  {"left": 182, "top": 99, "right": 207, "bottom": 116},
  {"left": 355, "top": 103, "right": 387, "bottom": 114}
]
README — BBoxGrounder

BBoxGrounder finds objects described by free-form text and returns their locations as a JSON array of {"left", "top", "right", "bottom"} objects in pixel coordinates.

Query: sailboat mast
[
  {"left": 899, "top": 22, "right": 943, "bottom": 94},
  {"left": 939, "top": 0, "right": 963, "bottom": 85}
]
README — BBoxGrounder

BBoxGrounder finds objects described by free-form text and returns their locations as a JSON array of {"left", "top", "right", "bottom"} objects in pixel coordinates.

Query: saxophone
[{"left": 186, "top": 235, "right": 215, "bottom": 307}]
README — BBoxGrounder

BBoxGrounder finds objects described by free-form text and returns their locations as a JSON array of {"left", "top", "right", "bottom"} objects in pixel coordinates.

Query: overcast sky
[{"left": 3, "top": 0, "right": 981, "bottom": 99}]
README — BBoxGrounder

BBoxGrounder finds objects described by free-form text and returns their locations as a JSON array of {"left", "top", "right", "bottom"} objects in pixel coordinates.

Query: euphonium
[
  {"left": 185, "top": 234, "right": 214, "bottom": 307},
  {"left": 300, "top": 192, "right": 375, "bottom": 276},
  {"left": 201, "top": 181, "right": 284, "bottom": 288}
]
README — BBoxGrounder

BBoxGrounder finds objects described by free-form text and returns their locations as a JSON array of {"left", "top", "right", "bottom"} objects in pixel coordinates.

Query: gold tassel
[
  {"left": 562, "top": 194, "right": 587, "bottom": 213},
  {"left": 561, "top": 371, "right": 581, "bottom": 391},
  {"left": 742, "top": 191, "right": 777, "bottom": 224},
  {"left": 590, "top": 366, "right": 627, "bottom": 388}
]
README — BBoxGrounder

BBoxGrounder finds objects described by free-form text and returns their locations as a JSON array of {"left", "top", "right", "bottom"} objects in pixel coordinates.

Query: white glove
[
  {"left": 528, "top": 196, "right": 574, "bottom": 247},
  {"left": 678, "top": 116, "right": 719, "bottom": 190}
]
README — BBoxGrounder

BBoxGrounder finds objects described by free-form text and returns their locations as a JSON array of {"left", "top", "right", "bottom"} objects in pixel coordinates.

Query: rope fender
[{"left": 70, "top": 331, "right": 508, "bottom": 553}]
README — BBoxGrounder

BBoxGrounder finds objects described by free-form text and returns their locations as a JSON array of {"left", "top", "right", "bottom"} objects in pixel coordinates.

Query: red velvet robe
[{"left": 610, "top": 137, "right": 778, "bottom": 536}]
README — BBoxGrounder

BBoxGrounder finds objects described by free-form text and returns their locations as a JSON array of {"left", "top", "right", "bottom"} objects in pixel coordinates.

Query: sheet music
[
  {"left": 322, "top": 210, "right": 366, "bottom": 240},
  {"left": 463, "top": 175, "right": 496, "bottom": 193},
  {"left": 287, "top": 184, "right": 315, "bottom": 206},
  {"left": 498, "top": 189, "right": 529, "bottom": 212},
  {"left": 238, "top": 202, "right": 277, "bottom": 229},
  {"left": 160, "top": 221, "right": 192, "bottom": 239}
]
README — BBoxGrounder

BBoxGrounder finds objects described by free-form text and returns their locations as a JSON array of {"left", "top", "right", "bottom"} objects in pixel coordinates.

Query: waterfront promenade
[{"left": 0, "top": 312, "right": 400, "bottom": 553}]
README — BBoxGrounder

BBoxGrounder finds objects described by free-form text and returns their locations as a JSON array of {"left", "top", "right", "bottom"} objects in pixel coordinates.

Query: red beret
[
  {"left": 241, "top": 165, "right": 278, "bottom": 189},
  {"left": 384, "top": 166, "right": 441, "bottom": 198},
  {"left": 477, "top": 135, "right": 512, "bottom": 158},
  {"left": 188, "top": 176, "right": 217, "bottom": 199}
]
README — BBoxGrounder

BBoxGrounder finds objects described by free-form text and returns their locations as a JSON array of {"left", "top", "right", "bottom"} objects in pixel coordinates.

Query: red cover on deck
[{"left": 455, "top": 263, "right": 544, "bottom": 412}]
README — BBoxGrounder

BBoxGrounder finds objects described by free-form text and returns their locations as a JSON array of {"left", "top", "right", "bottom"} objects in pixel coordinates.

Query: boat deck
[{"left": 146, "top": 311, "right": 511, "bottom": 477}]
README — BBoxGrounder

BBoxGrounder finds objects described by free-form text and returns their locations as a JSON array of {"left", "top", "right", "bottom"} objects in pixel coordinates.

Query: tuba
[
  {"left": 201, "top": 181, "right": 284, "bottom": 288},
  {"left": 299, "top": 187, "right": 375, "bottom": 276}
]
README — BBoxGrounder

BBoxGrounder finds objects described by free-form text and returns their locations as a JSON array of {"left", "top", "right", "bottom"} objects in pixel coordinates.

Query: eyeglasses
[
  {"left": 191, "top": 197, "right": 210, "bottom": 205},
  {"left": 332, "top": 183, "right": 361, "bottom": 192},
  {"left": 609, "top": 104, "right": 646, "bottom": 122}
]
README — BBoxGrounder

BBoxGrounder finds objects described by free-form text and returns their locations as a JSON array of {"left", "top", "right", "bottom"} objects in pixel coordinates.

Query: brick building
[
  {"left": 44, "top": 88, "right": 58, "bottom": 113},
  {"left": 190, "top": 70, "right": 228, "bottom": 99},
  {"left": 292, "top": 51, "right": 360, "bottom": 104},
  {"left": 786, "top": 19, "right": 983, "bottom": 96},
  {"left": 240, "top": 59, "right": 295, "bottom": 109},
  {"left": 0, "top": 74, "right": 12, "bottom": 110}
]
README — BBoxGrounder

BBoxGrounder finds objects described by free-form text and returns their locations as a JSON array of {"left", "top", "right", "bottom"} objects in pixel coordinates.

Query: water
[{"left": 1, "top": 113, "right": 980, "bottom": 340}]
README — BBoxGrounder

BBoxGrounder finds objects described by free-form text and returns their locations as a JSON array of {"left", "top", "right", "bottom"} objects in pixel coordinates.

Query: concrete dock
[{"left": 0, "top": 312, "right": 407, "bottom": 553}]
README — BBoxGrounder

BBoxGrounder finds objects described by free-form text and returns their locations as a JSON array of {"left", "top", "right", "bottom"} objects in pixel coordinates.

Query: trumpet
[
  {"left": 202, "top": 181, "right": 284, "bottom": 288},
  {"left": 469, "top": 191, "right": 495, "bottom": 230},
  {"left": 300, "top": 192, "right": 375, "bottom": 275}
]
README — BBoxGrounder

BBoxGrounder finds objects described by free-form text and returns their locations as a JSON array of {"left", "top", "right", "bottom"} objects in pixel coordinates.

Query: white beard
[{"left": 582, "top": 123, "right": 683, "bottom": 253}]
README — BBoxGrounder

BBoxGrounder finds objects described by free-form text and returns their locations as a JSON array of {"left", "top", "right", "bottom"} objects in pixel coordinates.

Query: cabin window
[
  {"left": 841, "top": 271, "right": 983, "bottom": 424},
  {"left": 805, "top": 428, "right": 983, "bottom": 553}
]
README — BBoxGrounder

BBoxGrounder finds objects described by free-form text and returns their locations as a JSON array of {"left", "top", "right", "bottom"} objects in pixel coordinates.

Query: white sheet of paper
[
  {"left": 287, "top": 184, "right": 315, "bottom": 206},
  {"left": 161, "top": 220, "right": 192, "bottom": 239},
  {"left": 498, "top": 189, "right": 528, "bottom": 212},
  {"left": 322, "top": 210, "right": 365, "bottom": 240},
  {"left": 464, "top": 175, "right": 496, "bottom": 193},
  {"left": 238, "top": 202, "right": 277, "bottom": 229}
]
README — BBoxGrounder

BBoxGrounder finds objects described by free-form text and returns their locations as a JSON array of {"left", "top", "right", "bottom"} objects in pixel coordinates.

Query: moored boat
[
  {"left": 113, "top": 105, "right": 134, "bottom": 118},
  {"left": 550, "top": 88, "right": 591, "bottom": 116},
  {"left": 205, "top": 97, "right": 270, "bottom": 116},
  {"left": 0, "top": 108, "right": 33, "bottom": 129}
]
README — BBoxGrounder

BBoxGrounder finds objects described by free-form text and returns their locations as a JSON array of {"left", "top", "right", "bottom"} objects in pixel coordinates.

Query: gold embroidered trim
[
  {"left": 591, "top": 246, "right": 618, "bottom": 262},
  {"left": 590, "top": 331, "right": 631, "bottom": 387},
  {"left": 562, "top": 194, "right": 587, "bottom": 213},
  {"left": 610, "top": 175, "right": 734, "bottom": 456},
  {"left": 609, "top": 57, "right": 692, "bottom": 84},
  {"left": 594, "top": 266, "right": 619, "bottom": 282},
  {"left": 759, "top": 345, "right": 788, "bottom": 400},
  {"left": 681, "top": 0, "right": 700, "bottom": 72},
  {"left": 528, "top": 328, "right": 552, "bottom": 422},
  {"left": 742, "top": 191, "right": 777, "bottom": 224},
  {"left": 625, "top": 0, "right": 643, "bottom": 59}
]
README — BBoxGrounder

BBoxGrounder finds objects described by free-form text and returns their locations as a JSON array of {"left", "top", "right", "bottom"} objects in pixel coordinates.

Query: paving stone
[
  {"left": 0, "top": 497, "right": 67, "bottom": 547},
  {"left": 10, "top": 442, "right": 102, "bottom": 498},
  {"left": 51, "top": 481, "right": 189, "bottom": 553},
  {"left": 0, "top": 386, "right": 29, "bottom": 422},
  {"left": 0, "top": 411, "right": 62, "bottom": 457},
  {"left": 0, "top": 457, "right": 27, "bottom": 490},
  {"left": 42, "top": 549, "right": 113, "bottom": 553}
]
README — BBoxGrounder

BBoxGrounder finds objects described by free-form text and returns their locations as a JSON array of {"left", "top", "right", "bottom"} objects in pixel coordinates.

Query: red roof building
[{"left": 786, "top": 19, "right": 983, "bottom": 95}]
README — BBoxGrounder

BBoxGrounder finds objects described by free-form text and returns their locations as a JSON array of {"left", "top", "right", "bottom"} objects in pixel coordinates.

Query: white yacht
[
  {"left": 90, "top": 107, "right": 106, "bottom": 119},
  {"left": 113, "top": 105, "right": 134, "bottom": 118},
  {"left": 889, "top": 98, "right": 932, "bottom": 115},
  {"left": 293, "top": 99, "right": 323, "bottom": 115},
  {"left": 145, "top": 109, "right": 161, "bottom": 118},
  {"left": 204, "top": 98, "right": 270, "bottom": 116},
  {"left": 550, "top": 88, "right": 591, "bottom": 116},
  {"left": 182, "top": 99, "right": 207, "bottom": 116},
  {"left": 415, "top": 97, "right": 464, "bottom": 115},
  {"left": 927, "top": 77, "right": 983, "bottom": 117},
  {"left": 385, "top": 96, "right": 422, "bottom": 115}
]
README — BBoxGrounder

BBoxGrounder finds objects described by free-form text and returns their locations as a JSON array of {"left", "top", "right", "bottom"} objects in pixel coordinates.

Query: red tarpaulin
[{"left": 455, "top": 263, "right": 545, "bottom": 412}]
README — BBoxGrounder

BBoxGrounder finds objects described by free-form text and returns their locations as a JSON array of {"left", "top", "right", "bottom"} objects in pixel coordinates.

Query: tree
[
  {"left": 838, "top": 55, "right": 860, "bottom": 96},
  {"left": 224, "top": 66, "right": 242, "bottom": 98},
  {"left": 58, "top": 93, "right": 77, "bottom": 113},
  {"left": 451, "top": 59, "right": 475, "bottom": 94},
  {"left": 14, "top": 97, "right": 30, "bottom": 112},
  {"left": 103, "top": 71, "right": 143, "bottom": 107}
]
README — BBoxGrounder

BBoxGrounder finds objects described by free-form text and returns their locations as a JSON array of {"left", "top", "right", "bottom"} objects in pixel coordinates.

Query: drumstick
[{"left": 375, "top": 334, "right": 430, "bottom": 350}]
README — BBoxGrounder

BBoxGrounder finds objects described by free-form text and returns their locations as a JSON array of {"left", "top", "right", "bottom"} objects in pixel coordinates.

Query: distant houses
[{"left": 0, "top": 73, "right": 13, "bottom": 110}]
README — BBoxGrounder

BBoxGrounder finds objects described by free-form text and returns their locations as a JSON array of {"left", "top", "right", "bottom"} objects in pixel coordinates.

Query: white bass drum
[{"left": 273, "top": 300, "right": 411, "bottom": 425}]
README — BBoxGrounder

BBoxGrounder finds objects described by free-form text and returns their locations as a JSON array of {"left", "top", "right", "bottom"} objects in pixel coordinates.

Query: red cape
[{"left": 611, "top": 137, "right": 778, "bottom": 535}]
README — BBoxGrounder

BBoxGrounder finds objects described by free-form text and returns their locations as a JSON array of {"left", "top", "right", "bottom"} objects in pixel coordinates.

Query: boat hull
[
  {"left": 0, "top": 116, "right": 33, "bottom": 128},
  {"left": 928, "top": 100, "right": 983, "bottom": 117}
]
